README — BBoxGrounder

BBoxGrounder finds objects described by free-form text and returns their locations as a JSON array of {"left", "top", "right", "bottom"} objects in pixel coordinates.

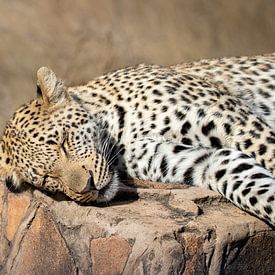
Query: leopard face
[{"left": 0, "top": 67, "right": 119, "bottom": 203}]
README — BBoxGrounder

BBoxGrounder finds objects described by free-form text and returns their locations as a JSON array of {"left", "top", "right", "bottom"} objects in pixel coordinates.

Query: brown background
[{"left": 0, "top": 0, "right": 275, "bottom": 131}]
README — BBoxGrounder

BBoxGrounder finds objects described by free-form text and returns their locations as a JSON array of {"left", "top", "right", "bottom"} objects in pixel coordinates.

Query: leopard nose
[
  {"left": 87, "top": 175, "right": 95, "bottom": 190},
  {"left": 81, "top": 173, "right": 96, "bottom": 193}
]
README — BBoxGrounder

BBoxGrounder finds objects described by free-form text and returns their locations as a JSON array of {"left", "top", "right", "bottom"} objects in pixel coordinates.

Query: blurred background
[{"left": 0, "top": 0, "right": 275, "bottom": 131}]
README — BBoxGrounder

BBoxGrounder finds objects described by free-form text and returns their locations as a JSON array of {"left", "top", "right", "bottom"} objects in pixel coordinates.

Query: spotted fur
[{"left": 0, "top": 54, "right": 275, "bottom": 226}]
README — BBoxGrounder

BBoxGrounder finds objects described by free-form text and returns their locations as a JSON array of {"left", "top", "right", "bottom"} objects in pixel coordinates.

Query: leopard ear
[{"left": 37, "top": 67, "right": 68, "bottom": 107}]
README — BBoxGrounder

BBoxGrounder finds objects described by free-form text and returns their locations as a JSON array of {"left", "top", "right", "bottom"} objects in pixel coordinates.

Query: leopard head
[{"left": 0, "top": 67, "right": 120, "bottom": 203}]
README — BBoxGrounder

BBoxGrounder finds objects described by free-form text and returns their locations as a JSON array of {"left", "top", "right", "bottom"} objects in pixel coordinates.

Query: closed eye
[
  {"left": 46, "top": 140, "right": 58, "bottom": 145},
  {"left": 60, "top": 134, "right": 69, "bottom": 157}
]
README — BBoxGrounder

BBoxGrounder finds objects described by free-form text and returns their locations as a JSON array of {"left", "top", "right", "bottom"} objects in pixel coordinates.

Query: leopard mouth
[{"left": 75, "top": 173, "right": 120, "bottom": 204}]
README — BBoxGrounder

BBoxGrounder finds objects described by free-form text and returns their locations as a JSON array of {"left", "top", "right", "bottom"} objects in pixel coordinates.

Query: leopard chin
[{"left": 96, "top": 171, "right": 121, "bottom": 203}]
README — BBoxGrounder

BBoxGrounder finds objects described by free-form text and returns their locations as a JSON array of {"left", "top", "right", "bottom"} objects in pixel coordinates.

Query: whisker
[
  {"left": 107, "top": 147, "right": 124, "bottom": 166},
  {"left": 102, "top": 132, "right": 112, "bottom": 158}
]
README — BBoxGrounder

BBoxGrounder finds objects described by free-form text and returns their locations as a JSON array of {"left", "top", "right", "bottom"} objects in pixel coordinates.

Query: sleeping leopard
[{"left": 0, "top": 53, "right": 275, "bottom": 226}]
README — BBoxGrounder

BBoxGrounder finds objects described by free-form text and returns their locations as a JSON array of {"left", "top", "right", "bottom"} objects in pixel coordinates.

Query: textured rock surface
[
  {"left": 91, "top": 236, "right": 131, "bottom": 275},
  {"left": 8, "top": 208, "right": 76, "bottom": 275},
  {"left": 6, "top": 194, "right": 30, "bottom": 241},
  {"left": 0, "top": 183, "right": 274, "bottom": 274}
]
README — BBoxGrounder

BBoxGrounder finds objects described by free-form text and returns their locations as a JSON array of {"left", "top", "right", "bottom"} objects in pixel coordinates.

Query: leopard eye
[
  {"left": 60, "top": 135, "right": 69, "bottom": 157},
  {"left": 46, "top": 140, "right": 58, "bottom": 145}
]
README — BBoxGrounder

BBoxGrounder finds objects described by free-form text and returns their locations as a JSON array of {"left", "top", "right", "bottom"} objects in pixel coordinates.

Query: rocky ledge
[{"left": 0, "top": 182, "right": 274, "bottom": 275}]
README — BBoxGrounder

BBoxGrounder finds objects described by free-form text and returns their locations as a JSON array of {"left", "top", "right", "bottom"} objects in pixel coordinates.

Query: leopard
[{"left": 0, "top": 53, "right": 275, "bottom": 226}]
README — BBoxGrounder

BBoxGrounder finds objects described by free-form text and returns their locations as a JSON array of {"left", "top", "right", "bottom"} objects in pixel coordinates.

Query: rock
[
  {"left": 223, "top": 233, "right": 275, "bottom": 274},
  {"left": 91, "top": 236, "right": 131, "bottom": 275},
  {"left": 0, "top": 182, "right": 274, "bottom": 274},
  {"left": 8, "top": 208, "right": 76, "bottom": 274},
  {"left": 6, "top": 193, "right": 30, "bottom": 241}
]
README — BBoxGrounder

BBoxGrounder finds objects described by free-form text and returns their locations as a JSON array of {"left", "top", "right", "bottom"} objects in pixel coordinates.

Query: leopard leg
[{"left": 124, "top": 137, "right": 275, "bottom": 226}]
